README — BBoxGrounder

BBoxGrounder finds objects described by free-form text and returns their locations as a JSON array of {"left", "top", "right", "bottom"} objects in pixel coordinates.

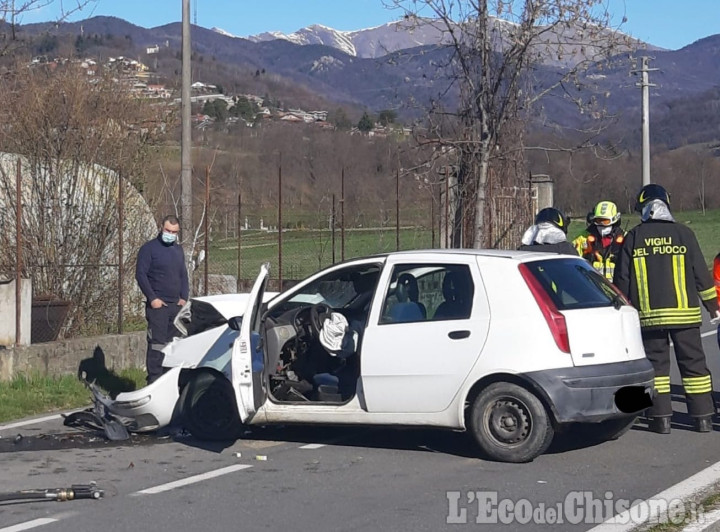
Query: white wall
[{"left": 0, "top": 279, "right": 31, "bottom": 346}]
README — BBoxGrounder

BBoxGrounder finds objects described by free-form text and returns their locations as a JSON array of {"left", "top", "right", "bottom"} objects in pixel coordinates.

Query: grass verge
[{"left": 0, "top": 368, "right": 147, "bottom": 424}]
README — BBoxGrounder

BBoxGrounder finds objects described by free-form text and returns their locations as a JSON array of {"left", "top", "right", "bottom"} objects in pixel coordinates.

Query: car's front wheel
[
  {"left": 469, "top": 382, "right": 554, "bottom": 463},
  {"left": 180, "top": 371, "right": 241, "bottom": 441}
]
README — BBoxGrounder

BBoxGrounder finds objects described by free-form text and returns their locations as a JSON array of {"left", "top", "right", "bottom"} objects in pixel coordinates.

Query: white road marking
[
  {"left": 587, "top": 459, "right": 720, "bottom": 531},
  {"left": 299, "top": 443, "right": 326, "bottom": 449},
  {"left": 0, "top": 518, "right": 59, "bottom": 532},
  {"left": 134, "top": 464, "right": 252, "bottom": 495},
  {"left": 0, "top": 414, "right": 64, "bottom": 432},
  {"left": 682, "top": 506, "right": 720, "bottom": 532}
]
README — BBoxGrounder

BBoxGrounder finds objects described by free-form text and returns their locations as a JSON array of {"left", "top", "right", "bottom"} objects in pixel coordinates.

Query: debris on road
[{"left": 0, "top": 482, "right": 104, "bottom": 503}]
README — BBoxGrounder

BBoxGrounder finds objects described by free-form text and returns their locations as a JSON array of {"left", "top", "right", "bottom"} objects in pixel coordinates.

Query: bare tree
[
  {"left": 0, "top": 61, "right": 171, "bottom": 335},
  {"left": 387, "top": 0, "right": 636, "bottom": 247}
]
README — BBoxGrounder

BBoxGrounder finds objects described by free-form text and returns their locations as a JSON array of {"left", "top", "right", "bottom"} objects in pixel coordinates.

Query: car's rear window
[{"left": 522, "top": 258, "right": 622, "bottom": 310}]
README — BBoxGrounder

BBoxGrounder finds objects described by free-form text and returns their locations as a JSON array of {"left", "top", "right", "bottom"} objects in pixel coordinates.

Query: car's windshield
[
  {"left": 522, "top": 258, "right": 622, "bottom": 310},
  {"left": 270, "top": 263, "right": 383, "bottom": 314}
]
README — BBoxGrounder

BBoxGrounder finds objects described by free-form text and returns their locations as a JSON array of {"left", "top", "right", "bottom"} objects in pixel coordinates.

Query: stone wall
[{"left": 0, "top": 331, "right": 146, "bottom": 381}]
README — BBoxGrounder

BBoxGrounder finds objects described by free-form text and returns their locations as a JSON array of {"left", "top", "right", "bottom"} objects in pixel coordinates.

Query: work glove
[{"left": 711, "top": 310, "right": 720, "bottom": 325}]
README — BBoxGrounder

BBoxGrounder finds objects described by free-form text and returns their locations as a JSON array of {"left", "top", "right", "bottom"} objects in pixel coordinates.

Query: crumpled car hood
[{"left": 163, "top": 291, "right": 279, "bottom": 369}]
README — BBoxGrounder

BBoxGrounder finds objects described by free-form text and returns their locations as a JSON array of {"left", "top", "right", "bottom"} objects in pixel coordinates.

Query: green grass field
[{"left": 207, "top": 208, "right": 720, "bottom": 283}]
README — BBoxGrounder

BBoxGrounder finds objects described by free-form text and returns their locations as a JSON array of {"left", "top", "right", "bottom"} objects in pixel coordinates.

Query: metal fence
[{"left": 2, "top": 159, "right": 537, "bottom": 345}]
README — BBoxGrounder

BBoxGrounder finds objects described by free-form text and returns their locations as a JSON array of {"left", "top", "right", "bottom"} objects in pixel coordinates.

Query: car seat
[
  {"left": 434, "top": 271, "right": 470, "bottom": 319},
  {"left": 397, "top": 273, "right": 427, "bottom": 318},
  {"left": 389, "top": 278, "right": 424, "bottom": 322}
]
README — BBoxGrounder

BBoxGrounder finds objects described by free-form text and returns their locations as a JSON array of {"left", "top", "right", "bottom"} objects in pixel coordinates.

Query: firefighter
[
  {"left": 614, "top": 184, "right": 719, "bottom": 434},
  {"left": 518, "top": 207, "right": 578, "bottom": 255},
  {"left": 572, "top": 200, "right": 625, "bottom": 280}
]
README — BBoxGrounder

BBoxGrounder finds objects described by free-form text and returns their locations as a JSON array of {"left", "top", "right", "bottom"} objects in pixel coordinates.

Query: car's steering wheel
[{"left": 309, "top": 303, "right": 333, "bottom": 336}]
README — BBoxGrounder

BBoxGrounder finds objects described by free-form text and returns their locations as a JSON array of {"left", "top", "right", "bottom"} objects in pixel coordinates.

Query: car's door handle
[{"left": 448, "top": 330, "right": 471, "bottom": 340}]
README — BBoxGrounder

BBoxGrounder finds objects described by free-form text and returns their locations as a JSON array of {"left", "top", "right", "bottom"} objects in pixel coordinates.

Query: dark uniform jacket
[
  {"left": 614, "top": 220, "right": 718, "bottom": 329},
  {"left": 572, "top": 225, "right": 625, "bottom": 280}
]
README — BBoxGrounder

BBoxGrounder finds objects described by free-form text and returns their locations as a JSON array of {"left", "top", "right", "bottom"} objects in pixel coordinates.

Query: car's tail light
[{"left": 518, "top": 263, "right": 571, "bottom": 353}]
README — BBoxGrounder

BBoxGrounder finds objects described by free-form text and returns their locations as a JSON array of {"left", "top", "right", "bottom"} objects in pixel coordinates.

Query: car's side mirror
[{"left": 227, "top": 316, "right": 242, "bottom": 331}]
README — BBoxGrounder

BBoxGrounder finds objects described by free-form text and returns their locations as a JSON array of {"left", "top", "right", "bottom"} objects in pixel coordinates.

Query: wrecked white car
[{"left": 96, "top": 251, "right": 654, "bottom": 463}]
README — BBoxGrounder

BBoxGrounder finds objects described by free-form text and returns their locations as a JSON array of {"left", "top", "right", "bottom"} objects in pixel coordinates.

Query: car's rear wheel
[
  {"left": 180, "top": 371, "right": 240, "bottom": 440},
  {"left": 469, "top": 382, "right": 554, "bottom": 463}
]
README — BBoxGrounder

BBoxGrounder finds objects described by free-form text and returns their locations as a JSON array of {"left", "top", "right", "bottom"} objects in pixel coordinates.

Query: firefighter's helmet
[
  {"left": 592, "top": 200, "right": 620, "bottom": 226},
  {"left": 635, "top": 184, "right": 670, "bottom": 212},
  {"left": 535, "top": 207, "right": 570, "bottom": 234}
]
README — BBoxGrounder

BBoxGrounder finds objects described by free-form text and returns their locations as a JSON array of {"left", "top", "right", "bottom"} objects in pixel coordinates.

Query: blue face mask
[{"left": 161, "top": 231, "right": 177, "bottom": 244}]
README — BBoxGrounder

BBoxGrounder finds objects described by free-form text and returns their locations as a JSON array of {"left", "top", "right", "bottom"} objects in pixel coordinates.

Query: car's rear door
[{"left": 360, "top": 256, "right": 490, "bottom": 413}]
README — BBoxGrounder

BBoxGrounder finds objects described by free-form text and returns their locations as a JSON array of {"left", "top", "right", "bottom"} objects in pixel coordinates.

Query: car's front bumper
[
  {"left": 524, "top": 358, "right": 655, "bottom": 424},
  {"left": 99, "top": 367, "right": 182, "bottom": 432}
]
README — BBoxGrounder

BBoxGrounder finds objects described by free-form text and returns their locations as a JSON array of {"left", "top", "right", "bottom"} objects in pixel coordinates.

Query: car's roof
[{"left": 361, "top": 249, "right": 575, "bottom": 262}]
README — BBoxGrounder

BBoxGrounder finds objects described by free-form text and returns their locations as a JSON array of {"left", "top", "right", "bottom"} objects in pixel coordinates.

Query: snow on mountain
[
  {"left": 211, "top": 27, "right": 237, "bottom": 38},
  {"left": 246, "top": 20, "right": 440, "bottom": 58},
  {"left": 244, "top": 17, "right": 515, "bottom": 59}
]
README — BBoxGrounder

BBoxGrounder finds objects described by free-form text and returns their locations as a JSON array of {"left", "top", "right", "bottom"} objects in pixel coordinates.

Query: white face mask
[
  {"left": 597, "top": 225, "right": 612, "bottom": 237},
  {"left": 161, "top": 231, "right": 177, "bottom": 244}
]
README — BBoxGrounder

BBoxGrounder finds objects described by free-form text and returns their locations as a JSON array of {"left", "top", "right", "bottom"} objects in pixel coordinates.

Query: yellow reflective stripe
[
  {"left": 684, "top": 385, "right": 712, "bottom": 394},
  {"left": 639, "top": 308, "right": 702, "bottom": 327},
  {"left": 699, "top": 287, "right": 716, "bottom": 301},
  {"left": 634, "top": 257, "right": 649, "bottom": 312},
  {"left": 654, "top": 376, "right": 671, "bottom": 393},
  {"left": 683, "top": 376, "right": 711, "bottom": 384},
  {"left": 682, "top": 375, "right": 712, "bottom": 394},
  {"left": 640, "top": 316, "right": 703, "bottom": 327},
  {"left": 640, "top": 308, "right": 702, "bottom": 318},
  {"left": 672, "top": 255, "right": 688, "bottom": 308}
]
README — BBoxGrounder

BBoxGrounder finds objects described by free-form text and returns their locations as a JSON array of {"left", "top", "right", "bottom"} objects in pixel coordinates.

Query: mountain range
[{"left": 16, "top": 16, "right": 720, "bottom": 149}]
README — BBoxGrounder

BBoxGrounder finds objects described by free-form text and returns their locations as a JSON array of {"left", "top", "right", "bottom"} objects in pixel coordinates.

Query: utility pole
[
  {"left": 181, "top": 0, "right": 193, "bottom": 293},
  {"left": 633, "top": 56, "right": 658, "bottom": 187}
]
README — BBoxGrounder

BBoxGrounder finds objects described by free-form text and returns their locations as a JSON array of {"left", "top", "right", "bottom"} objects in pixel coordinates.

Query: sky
[{"left": 17, "top": 0, "right": 720, "bottom": 51}]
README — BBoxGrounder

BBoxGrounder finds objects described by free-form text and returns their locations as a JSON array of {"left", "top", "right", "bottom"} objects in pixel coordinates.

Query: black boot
[
  {"left": 693, "top": 416, "right": 713, "bottom": 433},
  {"left": 648, "top": 417, "right": 671, "bottom": 434}
]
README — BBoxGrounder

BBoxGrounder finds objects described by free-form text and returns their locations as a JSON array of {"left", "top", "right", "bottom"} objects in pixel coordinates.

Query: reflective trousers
[{"left": 643, "top": 327, "right": 714, "bottom": 418}]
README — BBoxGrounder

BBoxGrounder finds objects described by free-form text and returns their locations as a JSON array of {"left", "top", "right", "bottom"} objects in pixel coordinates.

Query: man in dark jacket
[
  {"left": 518, "top": 207, "right": 578, "bottom": 255},
  {"left": 614, "top": 184, "right": 719, "bottom": 434},
  {"left": 136, "top": 215, "right": 189, "bottom": 384}
]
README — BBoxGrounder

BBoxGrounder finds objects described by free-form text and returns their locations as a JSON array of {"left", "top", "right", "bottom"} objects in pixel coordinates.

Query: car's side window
[{"left": 379, "top": 264, "right": 474, "bottom": 324}]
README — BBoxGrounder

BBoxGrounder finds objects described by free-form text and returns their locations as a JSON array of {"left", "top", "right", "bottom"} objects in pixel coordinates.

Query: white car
[{"left": 98, "top": 250, "right": 654, "bottom": 463}]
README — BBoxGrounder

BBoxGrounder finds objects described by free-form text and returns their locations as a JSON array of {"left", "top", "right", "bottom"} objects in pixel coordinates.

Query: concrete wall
[
  {"left": 0, "top": 331, "right": 146, "bottom": 381},
  {"left": 0, "top": 279, "right": 32, "bottom": 346}
]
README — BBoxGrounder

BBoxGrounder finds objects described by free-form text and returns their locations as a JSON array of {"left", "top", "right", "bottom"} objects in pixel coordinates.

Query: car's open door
[{"left": 231, "top": 263, "right": 269, "bottom": 422}]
